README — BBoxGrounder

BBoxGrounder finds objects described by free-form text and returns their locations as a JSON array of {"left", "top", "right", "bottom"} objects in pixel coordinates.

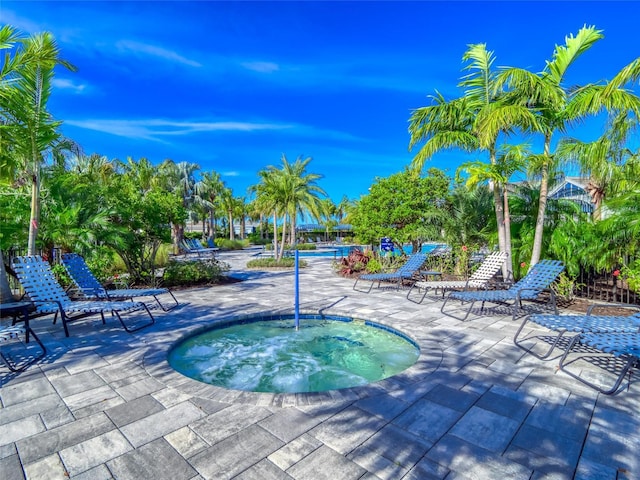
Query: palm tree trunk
[
  {"left": 502, "top": 186, "right": 513, "bottom": 280},
  {"left": 491, "top": 181, "right": 509, "bottom": 279},
  {"left": 278, "top": 215, "right": 288, "bottom": 261},
  {"left": 272, "top": 211, "right": 279, "bottom": 258},
  {"left": 488, "top": 147, "right": 511, "bottom": 279},
  {"left": 27, "top": 170, "right": 41, "bottom": 256},
  {"left": 530, "top": 135, "right": 552, "bottom": 267},
  {"left": 228, "top": 210, "right": 235, "bottom": 241}
]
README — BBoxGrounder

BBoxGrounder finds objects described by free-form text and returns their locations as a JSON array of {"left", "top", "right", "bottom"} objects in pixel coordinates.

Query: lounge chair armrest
[{"left": 587, "top": 303, "right": 640, "bottom": 316}]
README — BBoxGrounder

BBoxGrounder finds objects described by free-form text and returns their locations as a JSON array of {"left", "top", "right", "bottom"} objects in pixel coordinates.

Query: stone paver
[{"left": 2, "top": 250, "right": 639, "bottom": 479}]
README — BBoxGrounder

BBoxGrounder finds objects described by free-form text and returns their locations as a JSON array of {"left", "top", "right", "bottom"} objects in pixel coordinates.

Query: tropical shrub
[
  {"left": 163, "top": 258, "right": 230, "bottom": 286},
  {"left": 291, "top": 243, "right": 317, "bottom": 250},
  {"left": 337, "top": 249, "right": 370, "bottom": 275},
  {"left": 246, "top": 257, "right": 307, "bottom": 268},
  {"left": 551, "top": 273, "right": 584, "bottom": 305},
  {"left": 365, "top": 257, "right": 382, "bottom": 274},
  {"left": 216, "top": 238, "right": 249, "bottom": 250},
  {"left": 619, "top": 260, "right": 640, "bottom": 293}
]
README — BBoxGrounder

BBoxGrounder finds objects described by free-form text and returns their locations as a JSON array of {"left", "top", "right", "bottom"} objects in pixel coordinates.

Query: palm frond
[{"left": 544, "top": 25, "right": 603, "bottom": 84}]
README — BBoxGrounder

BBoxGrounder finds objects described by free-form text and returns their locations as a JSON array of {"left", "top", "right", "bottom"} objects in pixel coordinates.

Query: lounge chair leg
[
  {"left": 61, "top": 312, "right": 71, "bottom": 338},
  {"left": 112, "top": 305, "right": 155, "bottom": 333},
  {"left": 559, "top": 335, "right": 637, "bottom": 395},
  {"left": 513, "top": 315, "right": 567, "bottom": 360},
  {"left": 407, "top": 285, "right": 428, "bottom": 304},
  {"left": 153, "top": 291, "right": 179, "bottom": 311},
  {"left": 0, "top": 324, "right": 47, "bottom": 372}
]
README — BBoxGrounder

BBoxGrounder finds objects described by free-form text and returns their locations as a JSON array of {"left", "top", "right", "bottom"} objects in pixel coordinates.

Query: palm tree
[
  {"left": 409, "top": 44, "right": 535, "bottom": 279},
  {"left": 157, "top": 159, "right": 199, "bottom": 252},
  {"left": 457, "top": 143, "right": 530, "bottom": 267},
  {"left": 556, "top": 112, "right": 638, "bottom": 221},
  {"left": 494, "top": 26, "right": 640, "bottom": 265},
  {"left": 251, "top": 166, "right": 287, "bottom": 258},
  {"left": 319, "top": 198, "right": 337, "bottom": 242},
  {"left": 218, "top": 187, "right": 237, "bottom": 241},
  {"left": 194, "top": 170, "right": 224, "bottom": 241},
  {"left": 0, "top": 26, "right": 78, "bottom": 255},
  {"left": 280, "top": 154, "right": 327, "bottom": 247}
]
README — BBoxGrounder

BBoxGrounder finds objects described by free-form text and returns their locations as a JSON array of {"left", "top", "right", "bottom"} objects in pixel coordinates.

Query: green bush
[
  {"left": 246, "top": 257, "right": 308, "bottom": 269},
  {"left": 51, "top": 263, "right": 73, "bottom": 288},
  {"left": 365, "top": 257, "right": 382, "bottom": 273},
  {"left": 248, "top": 232, "right": 270, "bottom": 245},
  {"left": 216, "top": 238, "right": 249, "bottom": 250},
  {"left": 163, "top": 258, "right": 230, "bottom": 286},
  {"left": 292, "top": 243, "right": 317, "bottom": 251},
  {"left": 85, "top": 246, "right": 120, "bottom": 283},
  {"left": 154, "top": 243, "right": 173, "bottom": 268}
]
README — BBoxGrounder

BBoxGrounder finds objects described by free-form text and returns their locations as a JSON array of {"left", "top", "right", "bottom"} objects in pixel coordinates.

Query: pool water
[{"left": 168, "top": 316, "right": 419, "bottom": 393}]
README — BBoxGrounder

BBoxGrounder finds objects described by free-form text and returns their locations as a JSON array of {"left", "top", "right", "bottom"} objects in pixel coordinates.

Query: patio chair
[
  {"left": 407, "top": 251, "right": 508, "bottom": 304},
  {"left": 181, "top": 238, "right": 218, "bottom": 257},
  {"left": 195, "top": 238, "right": 219, "bottom": 255},
  {"left": 514, "top": 303, "right": 640, "bottom": 360},
  {"left": 441, "top": 259, "right": 565, "bottom": 321},
  {"left": 61, "top": 253, "right": 178, "bottom": 311},
  {"left": 353, "top": 253, "right": 427, "bottom": 293},
  {"left": 12, "top": 256, "right": 155, "bottom": 337},
  {"left": 1, "top": 300, "right": 46, "bottom": 372},
  {"left": 559, "top": 331, "right": 640, "bottom": 395}
]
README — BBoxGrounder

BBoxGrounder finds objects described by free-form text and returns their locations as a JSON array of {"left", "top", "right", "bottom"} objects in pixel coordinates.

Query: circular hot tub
[{"left": 168, "top": 314, "right": 420, "bottom": 393}]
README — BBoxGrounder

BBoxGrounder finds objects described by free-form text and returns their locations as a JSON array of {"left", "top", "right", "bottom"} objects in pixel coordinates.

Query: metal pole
[{"left": 294, "top": 249, "right": 300, "bottom": 330}]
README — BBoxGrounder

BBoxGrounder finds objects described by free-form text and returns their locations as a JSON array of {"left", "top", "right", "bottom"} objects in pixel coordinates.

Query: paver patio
[{"left": 1, "top": 249, "right": 639, "bottom": 479}]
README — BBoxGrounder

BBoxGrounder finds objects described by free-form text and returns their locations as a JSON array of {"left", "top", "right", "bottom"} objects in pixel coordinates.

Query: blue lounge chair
[
  {"left": 353, "top": 253, "right": 427, "bottom": 293},
  {"left": 441, "top": 259, "right": 565, "bottom": 321},
  {"left": 61, "top": 253, "right": 178, "bottom": 311},
  {"left": 12, "top": 256, "right": 155, "bottom": 337},
  {"left": 514, "top": 304, "right": 640, "bottom": 360},
  {"left": 559, "top": 331, "right": 640, "bottom": 395},
  {"left": 181, "top": 238, "right": 218, "bottom": 257}
]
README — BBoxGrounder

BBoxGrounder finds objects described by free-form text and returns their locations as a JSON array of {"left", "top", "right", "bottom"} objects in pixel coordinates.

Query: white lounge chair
[{"left": 407, "top": 251, "right": 508, "bottom": 303}]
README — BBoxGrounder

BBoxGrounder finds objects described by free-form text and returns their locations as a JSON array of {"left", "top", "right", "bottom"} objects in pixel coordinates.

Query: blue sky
[{"left": 3, "top": 1, "right": 639, "bottom": 203}]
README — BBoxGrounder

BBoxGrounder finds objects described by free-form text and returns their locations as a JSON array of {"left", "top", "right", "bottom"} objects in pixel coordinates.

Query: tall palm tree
[
  {"left": 194, "top": 170, "right": 224, "bottom": 241},
  {"left": 218, "top": 187, "right": 237, "bottom": 241},
  {"left": 0, "top": 26, "right": 77, "bottom": 255},
  {"left": 409, "top": 44, "right": 535, "bottom": 279},
  {"left": 280, "top": 154, "right": 327, "bottom": 247},
  {"left": 494, "top": 26, "right": 640, "bottom": 265},
  {"left": 457, "top": 143, "right": 529, "bottom": 267},
  {"left": 251, "top": 166, "right": 287, "bottom": 258}
]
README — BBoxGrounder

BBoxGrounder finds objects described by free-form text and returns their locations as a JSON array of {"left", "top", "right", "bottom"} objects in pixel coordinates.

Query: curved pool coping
[{"left": 142, "top": 308, "right": 444, "bottom": 407}]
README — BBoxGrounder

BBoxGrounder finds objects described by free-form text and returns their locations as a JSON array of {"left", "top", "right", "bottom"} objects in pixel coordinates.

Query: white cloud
[
  {"left": 63, "top": 118, "right": 294, "bottom": 141},
  {"left": 221, "top": 171, "right": 240, "bottom": 177},
  {"left": 52, "top": 78, "right": 87, "bottom": 94},
  {"left": 241, "top": 61, "right": 280, "bottom": 73},
  {"left": 115, "top": 40, "right": 202, "bottom": 67}
]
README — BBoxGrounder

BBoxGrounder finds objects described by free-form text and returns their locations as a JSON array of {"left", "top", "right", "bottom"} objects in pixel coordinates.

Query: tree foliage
[{"left": 350, "top": 168, "right": 450, "bottom": 253}]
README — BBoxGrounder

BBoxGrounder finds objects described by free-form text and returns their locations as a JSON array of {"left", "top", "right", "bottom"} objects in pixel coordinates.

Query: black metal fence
[{"left": 576, "top": 269, "right": 639, "bottom": 305}]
